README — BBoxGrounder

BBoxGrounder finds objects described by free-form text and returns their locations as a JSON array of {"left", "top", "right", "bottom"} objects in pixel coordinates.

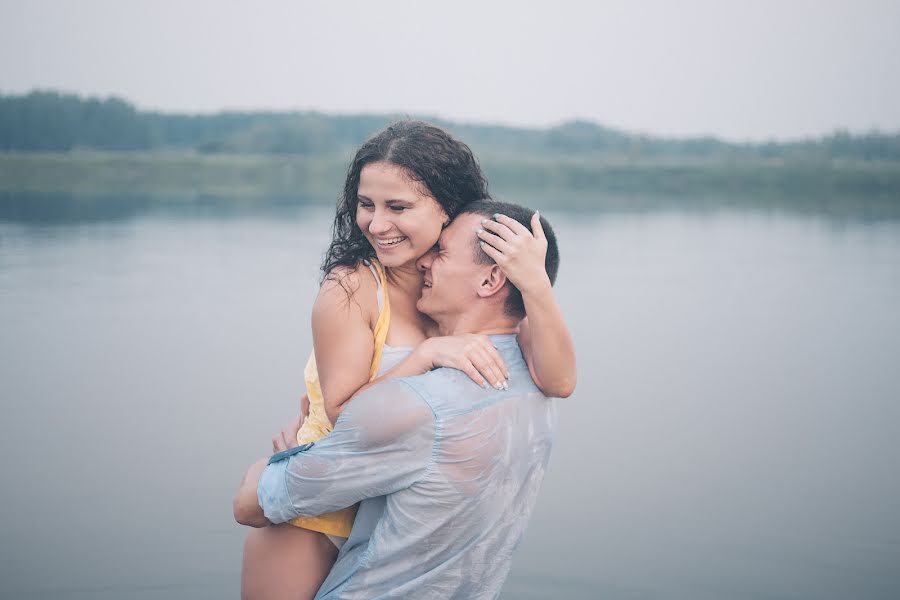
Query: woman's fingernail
[
  {"left": 502, "top": 380, "right": 509, "bottom": 390},
  {"left": 481, "top": 382, "right": 488, "bottom": 389},
  {"left": 535, "top": 210, "right": 540, "bottom": 218},
  {"left": 493, "top": 213, "right": 501, "bottom": 220},
  {"left": 480, "top": 218, "right": 488, "bottom": 225},
  {"left": 479, "top": 241, "right": 486, "bottom": 247},
  {"left": 495, "top": 381, "right": 503, "bottom": 390},
  {"left": 476, "top": 229, "right": 484, "bottom": 235}
]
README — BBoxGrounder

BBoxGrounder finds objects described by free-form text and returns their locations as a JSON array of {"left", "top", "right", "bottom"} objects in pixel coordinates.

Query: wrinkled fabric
[{"left": 258, "top": 334, "right": 557, "bottom": 599}]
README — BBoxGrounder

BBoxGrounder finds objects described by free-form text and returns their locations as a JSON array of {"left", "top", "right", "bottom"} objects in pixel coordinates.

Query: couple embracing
[{"left": 234, "top": 121, "right": 576, "bottom": 599}]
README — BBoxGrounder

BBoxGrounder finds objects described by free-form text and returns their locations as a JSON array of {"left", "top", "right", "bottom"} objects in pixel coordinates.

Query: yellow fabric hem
[{"left": 289, "top": 505, "right": 359, "bottom": 538}]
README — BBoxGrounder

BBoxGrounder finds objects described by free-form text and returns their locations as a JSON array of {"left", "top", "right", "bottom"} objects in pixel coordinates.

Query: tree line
[{"left": 2, "top": 90, "right": 899, "bottom": 162}]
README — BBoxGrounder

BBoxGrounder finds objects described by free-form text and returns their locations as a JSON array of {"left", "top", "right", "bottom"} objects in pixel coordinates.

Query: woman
[{"left": 241, "top": 120, "right": 575, "bottom": 599}]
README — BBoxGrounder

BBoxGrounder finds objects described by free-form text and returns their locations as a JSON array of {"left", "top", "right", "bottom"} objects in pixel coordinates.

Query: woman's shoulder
[{"left": 315, "top": 260, "right": 380, "bottom": 321}]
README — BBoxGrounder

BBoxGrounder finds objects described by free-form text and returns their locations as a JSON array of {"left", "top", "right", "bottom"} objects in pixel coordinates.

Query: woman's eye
[
  {"left": 389, "top": 206, "right": 407, "bottom": 213},
  {"left": 358, "top": 201, "right": 374, "bottom": 210}
]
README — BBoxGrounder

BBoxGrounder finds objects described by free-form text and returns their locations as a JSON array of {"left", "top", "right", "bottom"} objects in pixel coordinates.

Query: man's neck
[{"left": 436, "top": 308, "right": 520, "bottom": 337}]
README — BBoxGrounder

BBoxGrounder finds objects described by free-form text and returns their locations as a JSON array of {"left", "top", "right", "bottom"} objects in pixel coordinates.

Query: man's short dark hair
[{"left": 463, "top": 200, "right": 560, "bottom": 319}]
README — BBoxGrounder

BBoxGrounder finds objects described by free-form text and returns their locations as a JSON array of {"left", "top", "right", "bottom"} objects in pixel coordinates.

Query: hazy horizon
[{"left": 2, "top": 0, "right": 900, "bottom": 142}]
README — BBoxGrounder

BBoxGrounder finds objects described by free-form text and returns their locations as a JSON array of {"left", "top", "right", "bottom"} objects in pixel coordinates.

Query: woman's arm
[
  {"left": 516, "top": 291, "right": 576, "bottom": 398},
  {"left": 315, "top": 264, "right": 510, "bottom": 424},
  {"left": 312, "top": 266, "right": 380, "bottom": 425},
  {"left": 358, "top": 334, "right": 511, "bottom": 396},
  {"left": 478, "top": 212, "right": 576, "bottom": 398}
]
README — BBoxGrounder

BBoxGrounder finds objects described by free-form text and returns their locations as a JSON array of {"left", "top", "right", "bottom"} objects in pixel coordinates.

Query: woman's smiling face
[{"left": 356, "top": 161, "right": 449, "bottom": 269}]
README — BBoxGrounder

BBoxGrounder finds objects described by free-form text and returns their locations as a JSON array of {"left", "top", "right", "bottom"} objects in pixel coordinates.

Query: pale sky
[{"left": 2, "top": 0, "right": 899, "bottom": 141}]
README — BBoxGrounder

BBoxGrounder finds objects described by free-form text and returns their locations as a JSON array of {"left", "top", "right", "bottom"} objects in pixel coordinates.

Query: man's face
[{"left": 415, "top": 213, "right": 489, "bottom": 320}]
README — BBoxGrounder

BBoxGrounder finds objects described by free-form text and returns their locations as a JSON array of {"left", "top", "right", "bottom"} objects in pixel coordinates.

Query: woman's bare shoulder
[{"left": 315, "top": 261, "right": 379, "bottom": 323}]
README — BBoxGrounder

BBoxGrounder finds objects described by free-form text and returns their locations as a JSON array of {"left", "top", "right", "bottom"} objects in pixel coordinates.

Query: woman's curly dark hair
[{"left": 321, "top": 120, "right": 490, "bottom": 280}]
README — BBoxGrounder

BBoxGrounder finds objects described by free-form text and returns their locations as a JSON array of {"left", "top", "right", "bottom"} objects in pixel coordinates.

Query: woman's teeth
[{"left": 376, "top": 236, "right": 407, "bottom": 247}]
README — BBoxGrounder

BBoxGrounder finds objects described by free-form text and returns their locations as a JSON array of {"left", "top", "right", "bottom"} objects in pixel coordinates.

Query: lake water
[{"left": 1, "top": 199, "right": 899, "bottom": 599}]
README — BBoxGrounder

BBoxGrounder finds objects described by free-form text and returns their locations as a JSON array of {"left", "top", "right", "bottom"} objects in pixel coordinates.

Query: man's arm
[
  {"left": 233, "top": 457, "right": 271, "bottom": 528},
  {"left": 238, "top": 379, "right": 435, "bottom": 526}
]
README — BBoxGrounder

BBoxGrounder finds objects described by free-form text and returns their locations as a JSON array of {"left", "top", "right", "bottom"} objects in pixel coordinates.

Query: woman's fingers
[
  {"left": 457, "top": 341, "right": 510, "bottom": 390},
  {"left": 479, "top": 213, "right": 546, "bottom": 262},
  {"left": 476, "top": 210, "right": 549, "bottom": 293},
  {"left": 274, "top": 428, "right": 291, "bottom": 452},
  {"left": 272, "top": 415, "right": 302, "bottom": 452},
  {"left": 479, "top": 218, "right": 516, "bottom": 243},
  {"left": 478, "top": 240, "right": 504, "bottom": 263},
  {"left": 300, "top": 393, "right": 310, "bottom": 418},
  {"left": 458, "top": 358, "right": 489, "bottom": 388},
  {"left": 485, "top": 343, "right": 510, "bottom": 380},
  {"left": 470, "top": 340, "right": 509, "bottom": 389},
  {"left": 281, "top": 427, "right": 295, "bottom": 450},
  {"left": 488, "top": 214, "right": 532, "bottom": 239},
  {"left": 473, "top": 353, "right": 504, "bottom": 390},
  {"left": 530, "top": 210, "right": 546, "bottom": 241},
  {"left": 480, "top": 216, "right": 529, "bottom": 244},
  {"left": 428, "top": 334, "right": 511, "bottom": 390},
  {"left": 480, "top": 212, "right": 544, "bottom": 245},
  {"left": 477, "top": 228, "right": 511, "bottom": 254}
]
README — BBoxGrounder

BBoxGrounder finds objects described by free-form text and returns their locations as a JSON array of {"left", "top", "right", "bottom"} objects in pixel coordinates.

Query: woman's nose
[{"left": 368, "top": 213, "right": 391, "bottom": 235}]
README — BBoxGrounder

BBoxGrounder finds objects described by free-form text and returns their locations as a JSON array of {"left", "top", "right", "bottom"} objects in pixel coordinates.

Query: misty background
[
  {"left": 1, "top": 1, "right": 899, "bottom": 599},
  {"left": 3, "top": 0, "right": 900, "bottom": 140}
]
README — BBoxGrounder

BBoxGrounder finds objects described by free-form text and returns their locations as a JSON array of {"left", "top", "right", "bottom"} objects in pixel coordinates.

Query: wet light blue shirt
[{"left": 257, "top": 334, "right": 557, "bottom": 599}]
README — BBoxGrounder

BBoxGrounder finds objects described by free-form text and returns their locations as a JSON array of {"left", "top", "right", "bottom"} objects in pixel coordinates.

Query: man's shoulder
[
  {"left": 399, "top": 363, "right": 543, "bottom": 418},
  {"left": 345, "top": 378, "right": 435, "bottom": 429},
  {"left": 355, "top": 377, "right": 427, "bottom": 405},
  {"left": 399, "top": 367, "right": 477, "bottom": 398}
]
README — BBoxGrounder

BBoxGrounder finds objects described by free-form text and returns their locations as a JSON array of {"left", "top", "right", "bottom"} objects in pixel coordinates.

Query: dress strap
[
  {"left": 364, "top": 259, "right": 384, "bottom": 311},
  {"left": 367, "top": 258, "right": 391, "bottom": 380}
]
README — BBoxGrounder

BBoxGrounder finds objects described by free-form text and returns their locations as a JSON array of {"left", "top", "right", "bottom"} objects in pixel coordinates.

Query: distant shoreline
[
  {"left": 4, "top": 91, "right": 900, "bottom": 160},
  {"left": 3, "top": 150, "right": 900, "bottom": 199}
]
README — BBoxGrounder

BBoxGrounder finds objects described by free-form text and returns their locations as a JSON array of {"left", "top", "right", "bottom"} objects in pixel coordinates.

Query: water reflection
[
  {"left": 0, "top": 192, "right": 324, "bottom": 225},
  {"left": 1, "top": 199, "right": 899, "bottom": 599},
  {"left": 2, "top": 190, "right": 899, "bottom": 227}
]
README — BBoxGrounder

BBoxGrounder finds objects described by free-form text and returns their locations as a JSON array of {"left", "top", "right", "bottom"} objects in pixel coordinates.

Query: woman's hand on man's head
[{"left": 476, "top": 212, "right": 552, "bottom": 296}]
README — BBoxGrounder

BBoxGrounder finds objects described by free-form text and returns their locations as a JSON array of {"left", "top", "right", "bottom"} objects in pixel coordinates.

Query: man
[{"left": 234, "top": 201, "right": 562, "bottom": 599}]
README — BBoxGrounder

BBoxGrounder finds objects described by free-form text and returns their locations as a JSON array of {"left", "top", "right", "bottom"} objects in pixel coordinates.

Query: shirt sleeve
[{"left": 257, "top": 379, "right": 435, "bottom": 524}]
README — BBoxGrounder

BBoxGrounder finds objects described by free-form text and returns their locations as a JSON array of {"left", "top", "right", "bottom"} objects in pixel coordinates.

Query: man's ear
[{"left": 476, "top": 265, "right": 507, "bottom": 299}]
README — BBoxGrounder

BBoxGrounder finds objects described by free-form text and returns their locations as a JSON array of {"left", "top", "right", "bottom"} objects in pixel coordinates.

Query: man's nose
[{"left": 416, "top": 248, "right": 436, "bottom": 272}]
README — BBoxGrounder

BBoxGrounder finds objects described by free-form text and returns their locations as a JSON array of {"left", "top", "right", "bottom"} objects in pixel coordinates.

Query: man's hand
[
  {"left": 233, "top": 457, "right": 272, "bottom": 528},
  {"left": 272, "top": 413, "right": 304, "bottom": 453}
]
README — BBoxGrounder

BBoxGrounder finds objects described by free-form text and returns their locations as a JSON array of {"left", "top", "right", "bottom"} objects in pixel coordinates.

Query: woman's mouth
[{"left": 374, "top": 236, "right": 408, "bottom": 248}]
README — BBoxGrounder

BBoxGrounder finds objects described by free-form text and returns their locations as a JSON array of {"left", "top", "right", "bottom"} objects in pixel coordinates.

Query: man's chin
[{"left": 416, "top": 295, "right": 434, "bottom": 316}]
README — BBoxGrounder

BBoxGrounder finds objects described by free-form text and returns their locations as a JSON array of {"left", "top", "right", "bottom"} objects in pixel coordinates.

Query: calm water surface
[{"left": 1, "top": 202, "right": 899, "bottom": 599}]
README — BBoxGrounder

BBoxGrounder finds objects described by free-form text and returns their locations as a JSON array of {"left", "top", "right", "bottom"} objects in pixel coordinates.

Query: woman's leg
[{"left": 241, "top": 524, "right": 338, "bottom": 600}]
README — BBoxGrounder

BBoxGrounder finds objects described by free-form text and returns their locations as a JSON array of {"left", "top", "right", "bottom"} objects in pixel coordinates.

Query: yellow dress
[{"left": 289, "top": 259, "right": 391, "bottom": 538}]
